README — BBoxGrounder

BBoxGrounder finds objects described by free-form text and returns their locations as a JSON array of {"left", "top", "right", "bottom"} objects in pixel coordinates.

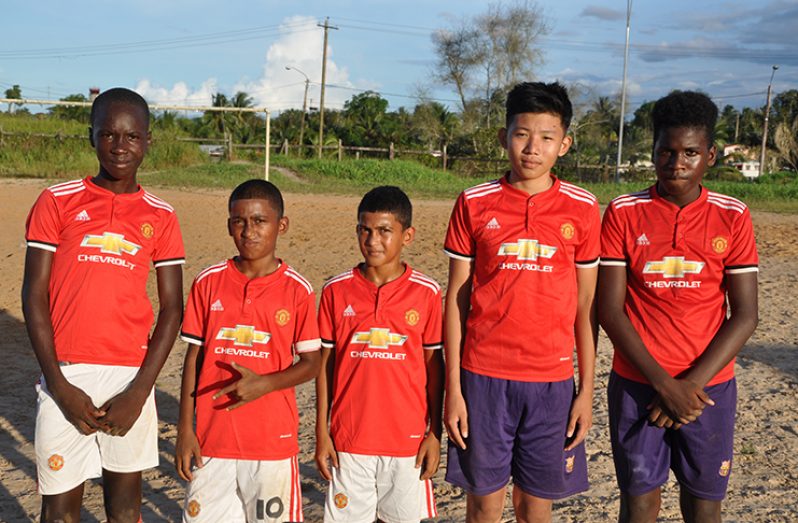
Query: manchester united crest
[
  {"left": 275, "top": 309, "right": 290, "bottom": 326},
  {"left": 334, "top": 492, "right": 349, "bottom": 509},
  {"left": 48, "top": 454, "right": 64, "bottom": 471},
  {"left": 561, "top": 223, "right": 575, "bottom": 240},
  {"left": 187, "top": 499, "right": 201, "bottom": 517},
  {"left": 405, "top": 309, "right": 420, "bottom": 326},
  {"left": 141, "top": 222, "right": 154, "bottom": 239},
  {"left": 719, "top": 460, "right": 731, "bottom": 477},
  {"left": 565, "top": 455, "right": 575, "bottom": 474},
  {"left": 711, "top": 236, "right": 728, "bottom": 254}
]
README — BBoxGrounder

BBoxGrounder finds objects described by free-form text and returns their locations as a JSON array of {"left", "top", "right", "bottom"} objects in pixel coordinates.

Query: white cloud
[{"left": 132, "top": 15, "right": 355, "bottom": 113}]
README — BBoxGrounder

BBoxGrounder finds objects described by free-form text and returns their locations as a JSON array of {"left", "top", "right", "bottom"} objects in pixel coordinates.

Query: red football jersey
[
  {"left": 181, "top": 260, "right": 320, "bottom": 460},
  {"left": 444, "top": 174, "right": 601, "bottom": 382},
  {"left": 600, "top": 186, "right": 759, "bottom": 386},
  {"left": 25, "top": 178, "right": 185, "bottom": 366},
  {"left": 318, "top": 265, "right": 443, "bottom": 456}
]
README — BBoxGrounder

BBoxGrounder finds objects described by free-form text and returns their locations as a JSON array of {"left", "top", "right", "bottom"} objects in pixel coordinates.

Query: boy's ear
[
  {"left": 707, "top": 144, "right": 717, "bottom": 167},
  {"left": 498, "top": 127, "right": 508, "bottom": 149},
  {"left": 278, "top": 216, "right": 289, "bottom": 235},
  {"left": 227, "top": 217, "right": 234, "bottom": 237},
  {"left": 558, "top": 134, "right": 573, "bottom": 157},
  {"left": 403, "top": 225, "right": 415, "bottom": 246},
  {"left": 88, "top": 127, "right": 95, "bottom": 148},
  {"left": 147, "top": 130, "right": 152, "bottom": 146}
]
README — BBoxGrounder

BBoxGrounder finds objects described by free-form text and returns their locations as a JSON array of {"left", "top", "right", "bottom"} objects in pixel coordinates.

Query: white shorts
[
  {"left": 35, "top": 363, "right": 158, "bottom": 495},
  {"left": 324, "top": 452, "right": 437, "bottom": 523},
  {"left": 183, "top": 455, "right": 304, "bottom": 523}
]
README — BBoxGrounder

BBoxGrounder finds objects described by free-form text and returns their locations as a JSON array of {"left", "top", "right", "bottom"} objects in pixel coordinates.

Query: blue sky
[{"left": 2, "top": 0, "right": 796, "bottom": 116}]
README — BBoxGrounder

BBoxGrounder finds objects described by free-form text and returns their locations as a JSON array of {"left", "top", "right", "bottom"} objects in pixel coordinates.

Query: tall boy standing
[
  {"left": 598, "top": 91, "right": 759, "bottom": 523},
  {"left": 316, "top": 186, "right": 443, "bottom": 523},
  {"left": 177, "top": 179, "right": 320, "bottom": 523},
  {"left": 22, "top": 87, "right": 185, "bottom": 522},
  {"left": 443, "top": 82, "right": 600, "bottom": 523}
]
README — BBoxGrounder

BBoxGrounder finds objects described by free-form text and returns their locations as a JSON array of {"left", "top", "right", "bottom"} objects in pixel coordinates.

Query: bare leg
[
  {"left": 679, "top": 488, "right": 721, "bottom": 523},
  {"left": 512, "top": 486, "right": 553, "bottom": 523},
  {"left": 102, "top": 469, "right": 142, "bottom": 523},
  {"left": 466, "top": 488, "right": 507, "bottom": 523},
  {"left": 618, "top": 488, "right": 661, "bottom": 523},
  {"left": 41, "top": 483, "right": 84, "bottom": 523}
]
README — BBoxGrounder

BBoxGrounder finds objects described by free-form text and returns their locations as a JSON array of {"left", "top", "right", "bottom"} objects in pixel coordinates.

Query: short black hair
[
  {"left": 506, "top": 81, "right": 572, "bottom": 130},
  {"left": 90, "top": 87, "right": 150, "bottom": 127},
  {"left": 357, "top": 186, "right": 412, "bottom": 229},
  {"left": 229, "top": 179, "right": 284, "bottom": 217},
  {"left": 652, "top": 90, "right": 718, "bottom": 145}
]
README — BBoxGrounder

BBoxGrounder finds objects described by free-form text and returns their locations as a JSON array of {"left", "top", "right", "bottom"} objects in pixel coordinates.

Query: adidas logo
[
  {"left": 75, "top": 210, "right": 90, "bottom": 222},
  {"left": 343, "top": 305, "right": 356, "bottom": 317},
  {"left": 636, "top": 233, "right": 650, "bottom": 246},
  {"left": 210, "top": 299, "right": 224, "bottom": 312},
  {"left": 486, "top": 217, "right": 501, "bottom": 230}
]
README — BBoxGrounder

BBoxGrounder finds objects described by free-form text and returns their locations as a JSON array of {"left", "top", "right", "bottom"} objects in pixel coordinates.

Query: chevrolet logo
[
  {"left": 216, "top": 325, "right": 271, "bottom": 347},
  {"left": 81, "top": 232, "right": 141, "bottom": 256},
  {"left": 498, "top": 239, "right": 557, "bottom": 260},
  {"left": 350, "top": 328, "right": 407, "bottom": 350},
  {"left": 643, "top": 257, "right": 705, "bottom": 278}
]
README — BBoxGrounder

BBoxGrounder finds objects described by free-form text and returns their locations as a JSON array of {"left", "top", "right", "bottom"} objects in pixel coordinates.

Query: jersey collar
[
  {"left": 226, "top": 258, "right": 287, "bottom": 286},
  {"left": 353, "top": 262, "right": 413, "bottom": 293},
  {"left": 83, "top": 176, "right": 144, "bottom": 200},
  {"left": 648, "top": 183, "right": 709, "bottom": 214},
  {"left": 500, "top": 172, "right": 561, "bottom": 203}
]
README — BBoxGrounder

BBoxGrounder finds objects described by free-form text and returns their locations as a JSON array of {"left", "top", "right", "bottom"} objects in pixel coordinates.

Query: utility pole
[
  {"left": 759, "top": 65, "right": 779, "bottom": 177},
  {"left": 317, "top": 17, "right": 338, "bottom": 158},
  {"left": 615, "top": 0, "right": 633, "bottom": 183},
  {"left": 285, "top": 66, "right": 311, "bottom": 155}
]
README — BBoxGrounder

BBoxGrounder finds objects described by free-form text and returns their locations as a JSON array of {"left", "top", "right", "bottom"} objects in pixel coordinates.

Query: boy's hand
[
  {"left": 213, "top": 361, "right": 272, "bottom": 410},
  {"left": 444, "top": 390, "right": 469, "bottom": 450},
  {"left": 51, "top": 381, "right": 105, "bottom": 435},
  {"left": 415, "top": 432, "right": 441, "bottom": 480},
  {"left": 649, "top": 377, "right": 714, "bottom": 428},
  {"left": 98, "top": 389, "right": 147, "bottom": 436},
  {"left": 565, "top": 390, "right": 593, "bottom": 451},
  {"left": 314, "top": 431, "right": 339, "bottom": 481},
  {"left": 175, "top": 428, "right": 203, "bottom": 481}
]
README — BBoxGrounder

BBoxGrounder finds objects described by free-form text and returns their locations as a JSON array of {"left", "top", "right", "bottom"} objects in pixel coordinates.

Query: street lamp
[
  {"left": 759, "top": 65, "right": 779, "bottom": 177},
  {"left": 285, "top": 66, "right": 310, "bottom": 155}
]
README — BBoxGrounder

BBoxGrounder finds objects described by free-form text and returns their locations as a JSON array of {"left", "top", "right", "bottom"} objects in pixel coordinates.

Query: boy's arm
[
  {"left": 22, "top": 247, "right": 105, "bottom": 434},
  {"left": 416, "top": 348, "right": 444, "bottom": 479},
  {"left": 99, "top": 264, "right": 183, "bottom": 436},
  {"left": 443, "top": 257, "right": 474, "bottom": 450},
  {"left": 213, "top": 350, "right": 322, "bottom": 410},
  {"left": 175, "top": 343, "right": 203, "bottom": 481},
  {"left": 598, "top": 265, "right": 711, "bottom": 427},
  {"left": 314, "top": 346, "right": 338, "bottom": 480},
  {"left": 566, "top": 265, "right": 598, "bottom": 450}
]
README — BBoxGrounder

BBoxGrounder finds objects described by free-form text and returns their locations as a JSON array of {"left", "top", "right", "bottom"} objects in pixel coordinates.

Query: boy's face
[
  {"left": 653, "top": 126, "right": 716, "bottom": 204},
  {"left": 228, "top": 198, "right": 288, "bottom": 262},
  {"left": 499, "top": 112, "right": 572, "bottom": 184},
  {"left": 89, "top": 102, "right": 151, "bottom": 182},
  {"left": 356, "top": 211, "right": 414, "bottom": 270}
]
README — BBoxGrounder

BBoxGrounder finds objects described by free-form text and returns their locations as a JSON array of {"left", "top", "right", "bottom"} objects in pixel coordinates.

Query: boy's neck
[
  {"left": 92, "top": 172, "right": 139, "bottom": 195},
  {"left": 359, "top": 261, "right": 406, "bottom": 288},
  {"left": 234, "top": 255, "right": 280, "bottom": 280},
  {"left": 507, "top": 171, "right": 554, "bottom": 196}
]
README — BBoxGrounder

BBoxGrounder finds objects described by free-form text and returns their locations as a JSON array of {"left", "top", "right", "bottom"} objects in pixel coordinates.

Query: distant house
[
  {"left": 723, "top": 144, "right": 760, "bottom": 178},
  {"left": 734, "top": 160, "right": 761, "bottom": 179}
]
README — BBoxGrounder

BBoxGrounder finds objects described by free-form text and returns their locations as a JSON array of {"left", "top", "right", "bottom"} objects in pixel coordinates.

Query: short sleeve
[
  {"left": 180, "top": 277, "right": 207, "bottom": 346},
  {"left": 575, "top": 202, "right": 601, "bottom": 268},
  {"left": 422, "top": 290, "right": 443, "bottom": 350},
  {"left": 725, "top": 208, "right": 759, "bottom": 274},
  {"left": 25, "top": 190, "right": 62, "bottom": 252},
  {"left": 294, "top": 290, "right": 321, "bottom": 353},
  {"left": 600, "top": 204, "right": 628, "bottom": 268},
  {"left": 444, "top": 192, "right": 475, "bottom": 261},
  {"left": 318, "top": 285, "right": 335, "bottom": 349},
  {"left": 153, "top": 211, "right": 185, "bottom": 268}
]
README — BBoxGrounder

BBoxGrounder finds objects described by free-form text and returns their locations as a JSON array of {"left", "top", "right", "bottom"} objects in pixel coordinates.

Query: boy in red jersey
[
  {"left": 443, "top": 82, "right": 600, "bottom": 522},
  {"left": 598, "top": 91, "right": 758, "bottom": 523},
  {"left": 315, "top": 186, "right": 444, "bottom": 523},
  {"left": 177, "top": 179, "right": 320, "bottom": 523},
  {"left": 22, "top": 87, "right": 185, "bottom": 522}
]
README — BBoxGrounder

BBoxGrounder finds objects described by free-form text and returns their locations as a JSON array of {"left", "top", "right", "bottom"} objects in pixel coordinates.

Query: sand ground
[{"left": 1, "top": 179, "right": 796, "bottom": 522}]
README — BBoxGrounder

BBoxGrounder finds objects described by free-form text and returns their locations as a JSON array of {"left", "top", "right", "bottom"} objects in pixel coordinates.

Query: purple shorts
[
  {"left": 608, "top": 371, "right": 737, "bottom": 501},
  {"left": 445, "top": 369, "right": 589, "bottom": 498}
]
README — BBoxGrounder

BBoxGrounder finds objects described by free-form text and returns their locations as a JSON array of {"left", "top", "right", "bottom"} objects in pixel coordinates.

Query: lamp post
[
  {"left": 759, "top": 65, "right": 779, "bottom": 177},
  {"left": 615, "top": 0, "right": 633, "bottom": 183},
  {"left": 285, "top": 66, "right": 310, "bottom": 155}
]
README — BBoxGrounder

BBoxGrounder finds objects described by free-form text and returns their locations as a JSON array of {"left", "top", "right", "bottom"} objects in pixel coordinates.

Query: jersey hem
[{"left": 462, "top": 364, "right": 575, "bottom": 383}]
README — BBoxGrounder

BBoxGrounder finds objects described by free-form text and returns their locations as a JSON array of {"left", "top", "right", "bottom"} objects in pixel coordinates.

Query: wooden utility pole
[
  {"left": 317, "top": 17, "right": 338, "bottom": 158},
  {"left": 759, "top": 65, "right": 779, "bottom": 177}
]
